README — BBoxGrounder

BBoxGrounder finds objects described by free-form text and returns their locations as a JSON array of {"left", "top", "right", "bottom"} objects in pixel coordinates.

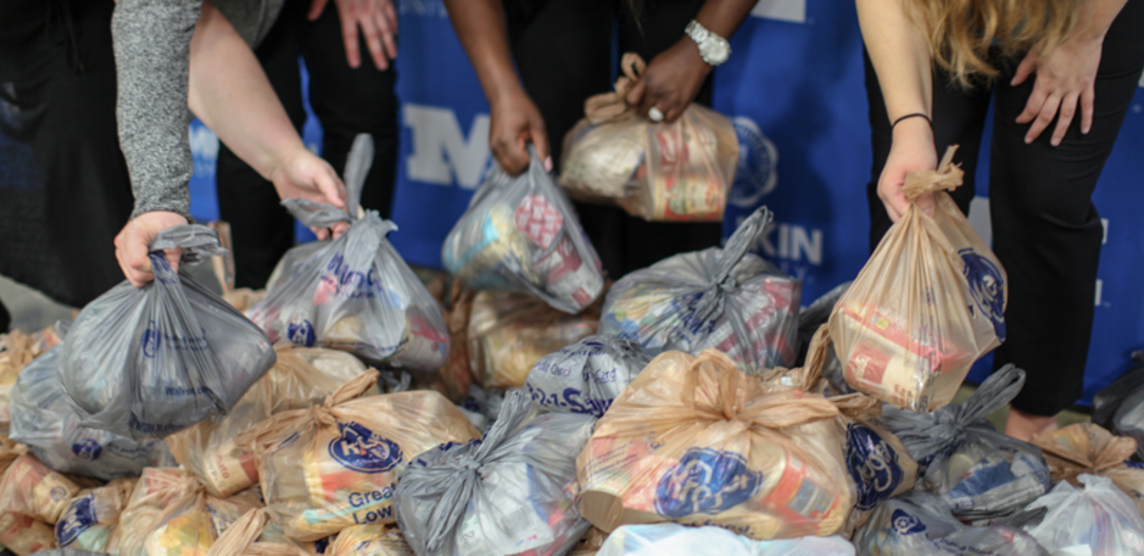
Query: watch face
[{"left": 702, "top": 41, "right": 730, "bottom": 64}]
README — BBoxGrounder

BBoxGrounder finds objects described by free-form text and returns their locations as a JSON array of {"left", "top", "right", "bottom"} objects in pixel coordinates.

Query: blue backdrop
[{"left": 187, "top": 0, "right": 1144, "bottom": 404}]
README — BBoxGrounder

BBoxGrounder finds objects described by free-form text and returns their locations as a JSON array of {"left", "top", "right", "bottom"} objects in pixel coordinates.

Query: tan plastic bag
[
  {"left": 167, "top": 345, "right": 373, "bottom": 497},
  {"left": 55, "top": 478, "right": 135, "bottom": 551},
  {"left": 205, "top": 509, "right": 315, "bottom": 556},
  {"left": 239, "top": 370, "right": 480, "bottom": 541},
  {"left": 0, "top": 511, "right": 55, "bottom": 555},
  {"left": 0, "top": 453, "right": 81, "bottom": 523},
  {"left": 1032, "top": 422, "right": 1144, "bottom": 517},
  {"left": 431, "top": 279, "right": 476, "bottom": 403},
  {"left": 829, "top": 147, "right": 1007, "bottom": 412},
  {"left": 468, "top": 290, "right": 600, "bottom": 390},
  {"left": 576, "top": 349, "right": 853, "bottom": 539},
  {"left": 105, "top": 467, "right": 194, "bottom": 555},
  {"left": 560, "top": 54, "right": 738, "bottom": 223},
  {"left": 328, "top": 524, "right": 413, "bottom": 555},
  {"left": 138, "top": 486, "right": 262, "bottom": 556}
]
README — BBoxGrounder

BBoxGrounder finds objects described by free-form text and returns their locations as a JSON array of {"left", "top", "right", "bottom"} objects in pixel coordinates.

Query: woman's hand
[
  {"left": 270, "top": 147, "right": 351, "bottom": 240},
  {"left": 878, "top": 117, "right": 938, "bottom": 222},
  {"left": 625, "top": 38, "right": 712, "bottom": 123},
  {"left": 115, "top": 211, "right": 190, "bottom": 288},
  {"left": 309, "top": 0, "right": 398, "bottom": 70},
  {"left": 1012, "top": 33, "right": 1104, "bottom": 146},
  {"left": 488, "top": 89, "right": 550, "bottom": 176}
]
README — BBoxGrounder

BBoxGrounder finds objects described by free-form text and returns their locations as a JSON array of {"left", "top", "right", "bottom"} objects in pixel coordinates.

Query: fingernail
[
  {"left": 1051, "top": 138, "right": 1060, "bottom": 147},
  {"left": 1025, "top": 137, "right": 1033, "bottom": 144},
  {"left": 544, "top": 157, "right": 553, "bottom": 172}
]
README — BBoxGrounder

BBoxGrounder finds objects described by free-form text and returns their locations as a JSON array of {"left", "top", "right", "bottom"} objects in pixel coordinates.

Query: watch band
[{"left": 685, "top": 19, "right": 731, "bottom": 66}]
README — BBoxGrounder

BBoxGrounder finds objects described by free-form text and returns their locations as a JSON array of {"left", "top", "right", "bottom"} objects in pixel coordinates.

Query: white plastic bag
[
  {"left": 442, "top": 148, "right": 605, "bottom": 314},
  {"left": 596, "top": 523, "right": 854, "bottom": 556},
  {"left": 1024, "top": 474, "right": 1144, "bottom": 555},
  {"left": 60, "top": 225, "right": 277, "bottom": 439}
]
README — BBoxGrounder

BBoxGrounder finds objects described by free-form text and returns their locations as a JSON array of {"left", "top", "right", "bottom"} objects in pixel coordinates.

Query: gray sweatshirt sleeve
[{"left": 112, "top": 0, "right": 202, "bottom": 221}]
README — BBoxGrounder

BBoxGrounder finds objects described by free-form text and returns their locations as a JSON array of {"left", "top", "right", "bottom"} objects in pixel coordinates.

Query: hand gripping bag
[
  {"left": 237, "top": 370, "right": 480, "bottom": 541},
  {"left": 1031, "top": 422, "right": 1144, "bottom": 518},
  {"left": 852, "top": 491, "right": 1047, "bottom": 556},
  {"left": 248, "top": 195, "right": 449, "bottom": 371},
  {"left": 877, "top": 365, "right": 1051, "bottom": 521},
  {"left": 467, "top": 291, "right": 600, "bottom": 390},
  {"left": 829, "top": 147, "right": 1007, "bottom": 412},
  {"left": 559, "top": 53, "right": 738, "bottom": 223},
  {"left": 9, "top": 344, "right": 171, "bottom": 481},
  {"left": 599, "top": 206, "right": 801, "bottom": 372},
  {"left": 1023, "top": 474, "right": 1144, "bottom": 555},
  {"left": 60, "top": 225, "right": 277, "bottom": 439},
  {"left": 54, "top": 479, "right": 134, "bottom": 552},
  {"left": 395, "top": 390, "right": 595, "bottom": 556},
  {"left": 576, "top": 349, "right": 853, "bottom": 539},
  {"left": 166, "top": 345, "right": 373, "bottom": 498},
  {"left": 595, "top": 524, "right": 854, "bottom": 556},
  {"left": 524, "top": 335, "right": 653, "bottom": 417},
  {"left": 441, "top": 148, "right": 605, "bottom": 314}
]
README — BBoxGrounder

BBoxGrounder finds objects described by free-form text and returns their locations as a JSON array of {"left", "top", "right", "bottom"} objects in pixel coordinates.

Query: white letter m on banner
[{"left": 404, "top": 104, "right": 490, "bottom": 189}]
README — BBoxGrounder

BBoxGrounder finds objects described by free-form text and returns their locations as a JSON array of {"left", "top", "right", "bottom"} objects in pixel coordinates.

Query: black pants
[
  {"left": 864, "top": 0, "right": 1144, "bottom": 416},
  {"left": 0, "top": 0, "right": 135, "bottom": 309},
  {"left": 215, "top": 0, "right": 399, "bottom": 289},
  {"left": 505, "top": 0, "right": 722, "bottom": 279}
]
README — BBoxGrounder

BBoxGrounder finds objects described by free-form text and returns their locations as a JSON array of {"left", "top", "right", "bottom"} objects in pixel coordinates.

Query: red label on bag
[
  {"left": 848, "top": 342, "right": 890, "bottom": 385},
  {"left": 514, "top": 194, "right": 564, "bottom": 249}
]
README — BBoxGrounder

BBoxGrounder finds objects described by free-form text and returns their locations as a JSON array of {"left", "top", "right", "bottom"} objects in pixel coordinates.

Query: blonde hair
[{"left": 905, "top": 0, "right": 1082, "bottom": 87}]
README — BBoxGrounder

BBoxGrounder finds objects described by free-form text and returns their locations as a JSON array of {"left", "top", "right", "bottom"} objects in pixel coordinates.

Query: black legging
[
  {"left": 215, "top": 0, "right": 399, "bottom": 289},
  {"left": 864, "top": 0, "right": 1144, "bottom": 416},
  {"left": 505, "top": 0, "right": 722, "bottom": 279}
]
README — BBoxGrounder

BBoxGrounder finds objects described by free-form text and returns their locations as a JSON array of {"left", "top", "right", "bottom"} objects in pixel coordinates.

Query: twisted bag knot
[
  {"left": 903, "top": 145, "right": 965, "bottom": 201},
  {"left": 584, "top": 53, "right": 647, "bottom": 124},
  {"left": 455, "top": 454, "right": 484, "bottom": 476},
  {"left": 309, "top": 404, "right": 340, "bottom": 429}
]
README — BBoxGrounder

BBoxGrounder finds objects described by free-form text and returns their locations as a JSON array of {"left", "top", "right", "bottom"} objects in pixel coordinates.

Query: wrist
[{"left": 891, "top": 116, "right": 934, "bottom": 144}]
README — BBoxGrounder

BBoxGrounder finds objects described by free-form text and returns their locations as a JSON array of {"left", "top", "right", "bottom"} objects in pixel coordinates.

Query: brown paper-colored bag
[
  {"left": 560, "top": 53, "right": 738, "bottom": 223},
  {"left": 206, "top": 508, "right": 316, "bottom": 556},
  {"left": 238, "top": 370, "right": 480, "bottom": 541},
  {"left": 327, "top": 523, "right": 413, "bottom": 555},
  {"left": 829, "top": 146, "right": 1007, "bottom": 412},
  {"left": 1032, "top": 422, "right": 1144, "bottom": 517},
  {"left": 0, "top": 453, "right": 81, "bottom": 523},
  {"left": 167, "top": 344, "right": 374, "bottom": 497},
  {"left": 576, "top": 348, "right": 853, "bottom": 540}
]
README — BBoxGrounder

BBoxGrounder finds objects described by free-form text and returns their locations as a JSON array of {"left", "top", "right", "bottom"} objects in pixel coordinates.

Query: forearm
[
  {"left": 188, "top": 1, "right": 305, "bottom": 182},
  {"left": 1074, "top": 0, "right": 1130, "bottom": 41},
  {"left": 113, "top": 0, "right": 202, "bottom": 220},
  {"left": 442, "top": 0, "right": 524, "bottom": 104},
  {"left": 856, "top": 0, "right": 932, "bottom": 123},
  {"left": 694, "top": 0, "right": 757, "bottom": 40}
]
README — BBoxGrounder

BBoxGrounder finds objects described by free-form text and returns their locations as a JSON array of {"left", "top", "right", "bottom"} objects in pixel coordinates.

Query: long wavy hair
[{"left": 905, "top": 0, "right": 1082, "bottom": 87}]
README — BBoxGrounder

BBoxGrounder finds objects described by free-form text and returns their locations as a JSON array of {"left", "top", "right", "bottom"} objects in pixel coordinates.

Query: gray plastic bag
[
  {"left": 598, "top": 206, "right": 801, "bottom": 373},
  {"left": 852, "top": 491, "right": 1048, "bottom": 556},
  {"left": 442, "top": 148, "right": 605, "bottom": 314},
  {"left": 59, "top": 225, "right": 277, "bottom": 439},
  {"left": 395, "top": 389, "right": 595, "bottom": 556},
  {"left": 524, "top": 334, "right": 652, "bottom": 417},
  {"left": 9, "top": 344, "right": 171, "bottom": 480},
  {"left": 247, "top": 204, "right": 449, "bottom": 370},
  {"left": 877, "top": 365, "right": 1052, "bottom": 520}
]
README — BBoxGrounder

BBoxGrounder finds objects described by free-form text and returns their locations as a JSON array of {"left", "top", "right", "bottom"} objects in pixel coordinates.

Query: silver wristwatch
[{"left": 685, "top": 19, "right": 731, "bottom": 66}]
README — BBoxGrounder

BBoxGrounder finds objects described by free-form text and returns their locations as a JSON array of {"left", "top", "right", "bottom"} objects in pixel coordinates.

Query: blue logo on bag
[
  {"left": 654, "top": 448, "right": 763, "bottom": 517},
  {"left": 287, "top": 318, "right": 316, "bottom": 347},
  {"left": 891, "top": 509, "right": 926, "bottom": 535},
  {"left": 960, "top": 249, "right": 1006, "bottom": 341},
  {"left": 328, "top": 421, "right": 403, "bottom": 473},
  {"left": 846, "top": 424, "right": 904, "bottom": 510},
  {"left": 140, "top": 321, "right": 209, "bottom": 358},
  {"left": 56, "top": 494, "right": 96, "bottom": 546},
  {"left": 71, "top": 439, "right": 103, "bottom": 461}
]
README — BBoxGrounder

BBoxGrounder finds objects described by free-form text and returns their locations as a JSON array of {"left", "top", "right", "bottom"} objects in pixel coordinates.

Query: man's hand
[
  {"left": 489, "top": 90, "right": 551, "bottom": 176},
  {"left": 269, "top": 147, "right": 351, "bottom": 240},
  {"left": 1012, "top": 33, "right": 1103, "bottom": 146},
  {"left": 878, "top": 117, "right": 938, "bottom": 222},
  {"left": 115, "top": 211, "right": 190, "bottom": 288},
  {"left": 310, "top": 0, "right": 398, "bottom": 70},
  {"left": 625, "top": 38, "right": 711, "bottom": 124}
]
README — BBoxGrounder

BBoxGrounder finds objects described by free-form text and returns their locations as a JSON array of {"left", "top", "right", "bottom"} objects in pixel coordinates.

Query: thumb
[
  {"left": 1011, "top": 51, "right": 1037, "bottom": 86},
  {"left": 308, "top": 0, "right": 330, "bottom": 21},
  {"left": 914, "top": 192, "right": 936, "bottom": 217},
  {"left": 625, "top": 79, "right": 646, "bottom": 108},
  {"left": 164, "top": 248, "right": 184, "bottom": 275},
  {"left": 529, "top": 120, "right": 552, "bottom": 173},
  {"left": 318, "top": 167, "right": 348, "bottom": 209}
]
